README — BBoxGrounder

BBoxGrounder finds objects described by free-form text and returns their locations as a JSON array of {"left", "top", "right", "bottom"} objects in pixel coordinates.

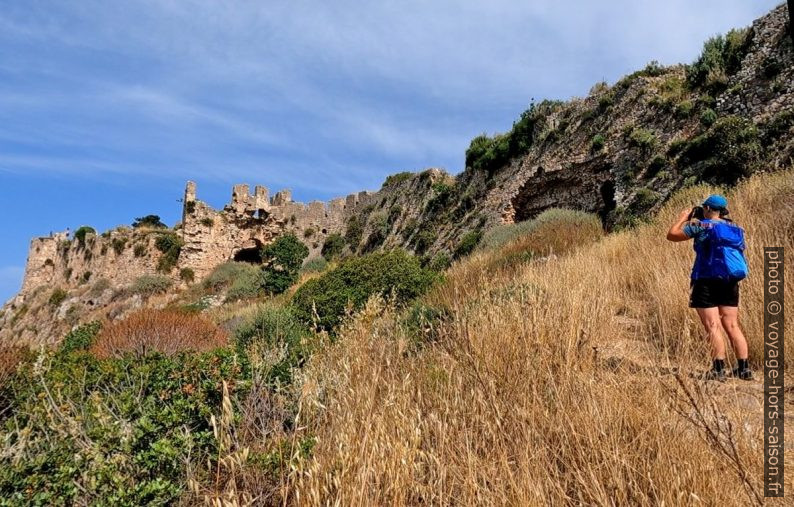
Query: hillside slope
[{"left": 1, "top": 4, "right": 792, "bottom": 348}]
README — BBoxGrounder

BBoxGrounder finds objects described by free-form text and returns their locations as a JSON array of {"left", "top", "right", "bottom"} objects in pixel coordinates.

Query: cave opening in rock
[
  {"left": 599, "top": 180, "right": 616, "bottom": 227},
  {"left": 233, "top": 242, "right": 264, "bottom": 264}
]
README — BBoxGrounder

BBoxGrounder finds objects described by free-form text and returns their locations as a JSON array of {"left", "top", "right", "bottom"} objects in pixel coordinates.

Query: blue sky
[{"left": 0, "top": 0, "right": 782, "bottom": 303}]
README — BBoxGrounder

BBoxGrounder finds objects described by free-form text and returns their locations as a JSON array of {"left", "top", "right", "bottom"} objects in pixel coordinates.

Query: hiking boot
[
  {"left": 731, "top": 367, "right": 754, "bottom": 381},
  {"left": 701, "top": 368, "right": 727, "bottom": 382}
]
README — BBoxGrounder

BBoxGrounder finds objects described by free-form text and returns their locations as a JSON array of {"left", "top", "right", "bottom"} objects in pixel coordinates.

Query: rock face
[{"left": 1, "top": 4, "right": 792, "bottom": 347}]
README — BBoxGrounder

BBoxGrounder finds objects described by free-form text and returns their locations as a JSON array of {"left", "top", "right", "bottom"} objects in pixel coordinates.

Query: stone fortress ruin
[{"left": 20, "top": 181, "right": 381, "bottom": 295}]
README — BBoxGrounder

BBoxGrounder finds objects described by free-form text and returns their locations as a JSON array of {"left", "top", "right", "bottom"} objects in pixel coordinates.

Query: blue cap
[{"left": 703, "top": 194, "right": 727, "bottom": 210}]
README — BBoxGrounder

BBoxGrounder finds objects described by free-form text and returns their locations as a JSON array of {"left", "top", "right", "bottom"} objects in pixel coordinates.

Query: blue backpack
[{"left": 692, "top": 220, "right": 748, "bottom": 280}]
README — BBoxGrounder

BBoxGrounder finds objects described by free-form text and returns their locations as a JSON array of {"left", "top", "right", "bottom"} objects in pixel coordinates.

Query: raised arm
[{"left": 666, "top": 208, "right": 694, "bottom": 242}]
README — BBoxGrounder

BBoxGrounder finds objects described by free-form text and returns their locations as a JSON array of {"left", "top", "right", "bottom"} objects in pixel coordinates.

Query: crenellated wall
[{"left": 17, "top": 180, "right": 390, "bottom": 297}]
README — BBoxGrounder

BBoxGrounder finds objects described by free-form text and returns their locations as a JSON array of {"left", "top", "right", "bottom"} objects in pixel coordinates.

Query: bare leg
[
  {"left": 719, "top": 306, "right": 749, "bottom": 360},
  {"left": 696, "top": 307, "right": 725, "bottom": 359}
]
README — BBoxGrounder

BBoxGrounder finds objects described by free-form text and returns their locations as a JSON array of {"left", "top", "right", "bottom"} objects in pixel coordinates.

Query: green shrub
[
  {"left": 647, "top": 155, "right": 666, "bottom": 177},
  {"left": 401, "top": 300, "right": 451, "bottom": 349},
  {"left": 762, "top": 110, "right": 794, "bottom": 146},
  {"left": 88, "top": 278, "right": 111, "bottom": 297},
  {"left": 678, "top": 115, "right": 761, "bottom": 184},
  {"left": 303, "top": 227, "right": 315, "bottom": 238},
  {"left": 301, "top": 256, "right": 328, "bottom": 274},
  {"left": 464, "top": 100, "right": 563, "bottom": 176},
  {"left": 412, "top": 228, "right": 436, "bottom": 255},
  {"left": 73, "top": 226, "right": 96, "bottom": 248},
  {"left": 292, "top": 250, "right": 436, "bottom": 332},
  {"left": 155, "top": 233, "right": 183, "bottom": 273},
  {"left": 345, "top": 216, "right": 364, "bottom": 249},
  {"left": 591, "top": 134, "right": 606, "bottom": 153},
  {"left": 203, "top": 262, "right": 260, "bottom": 292},
  {"left": 261, "top": 234, "right": 309, "bottom": 295},
  {"left": 479, "top": 209, "right": 602, "bottom": 252},
  {"left": 0, "top": 330, "right": 246, "bottom": 505},
  {"left": 225, "top": 269, "right": 264, "bottom": 302},
  {"left": 132, "top": 215, "right": 167, "bottom": 229},
  {"left": 234, "top": 305, "right": 313, "bottom": 385},
  {"left": 627, "top": 127, "right": 657, "bottom": 150},
  {"left": 453, "top": 230, "right": 483, "bottom": 259},
  {"left": 633, "top": 187, "right": 662, "bottom": 211},
  {"left": 48, "top": 288, "right": 68, "bottom": 307},
  {"left": 321, "top": 233, "right": 345, "bottom": 261},
  {"left": 700, "top": 108, "right": 718, "bottom": 127},
  {"left": 133, "top": 243, "right": 147, "bottom": 257},
  {"left": 686, "top": 28, "right": 751, "bottom": 91},
  {"left": 381, "top": 172, "right": 413, "bottom": 188},
  {"left": 425, "top": 182, "right": 455, "bottom": 215},
  {"left": 674, "top": 100, "right": 694, "bottom": 118},
  {"left": 112, "top": 237, "right": 127, "bottom": 255},
  {"left": 428, "top": 253, "right": 452, "bottom": 272},
  {"left": 200, "top": 217, "right": 214, "bottom": 227},
  {"left": 179, "top": 268, "right": 195, "bottom": 283},
  {"left": 59, "top": 321, "right": 102, "bottom": 355},
  {"left": 185, "top": 200, "right": 196, "bottom": 214},
  {"left": 131, "top": 275, "right": 173, "bottom": 297}
]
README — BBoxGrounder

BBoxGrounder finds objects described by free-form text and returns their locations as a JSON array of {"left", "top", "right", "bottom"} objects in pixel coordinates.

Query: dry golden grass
[
  {"left": 92, "top": 309, "right": 228, "bottom": 358},
  {"left": 283, "top": 171, "right": 793, "bottom": 505}
]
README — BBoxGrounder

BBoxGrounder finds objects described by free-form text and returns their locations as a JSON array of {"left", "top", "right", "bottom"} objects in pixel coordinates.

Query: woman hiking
[{"left": 666, "top": 194, "right": 753, "bottom": 381}]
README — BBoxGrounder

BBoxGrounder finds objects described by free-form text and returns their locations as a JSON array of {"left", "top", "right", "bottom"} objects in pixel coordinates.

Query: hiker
[{"left": 666, "top": 194, "right": 752, "bottom": 381}]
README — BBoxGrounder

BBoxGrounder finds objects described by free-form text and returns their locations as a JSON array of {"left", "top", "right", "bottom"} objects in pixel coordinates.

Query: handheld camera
[{"left": 688, "top": 206, "right": 705, "bottom": 221}]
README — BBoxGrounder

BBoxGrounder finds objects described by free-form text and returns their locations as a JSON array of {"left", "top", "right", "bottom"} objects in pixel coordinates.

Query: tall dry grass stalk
[{"left": 285, "top": 171, "right": 793, "bottom": 505}]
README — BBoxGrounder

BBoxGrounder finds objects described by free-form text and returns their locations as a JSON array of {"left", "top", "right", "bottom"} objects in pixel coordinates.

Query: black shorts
[{"left": 689, "top": 278, "right": 740, "bottom": 308}]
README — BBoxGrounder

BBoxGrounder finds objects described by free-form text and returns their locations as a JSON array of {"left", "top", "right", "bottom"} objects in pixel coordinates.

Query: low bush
[
  {"left": 92, "top": 309, "right": 228, "bottom": 358},
  {"left": 591, "top": 134, "right": 606, "bottom": 153},
  {"left": 88, "top": 278, "right": 111, "bottom": 297},
  {"left": 112, "top": 237, "right": 127, "bottom": 255},
  {"left": 179, "top": 267, "right": 195, "bottom": 283},
  {"left": 292, "top": 249, "right": 436, "bottom": 332},
  {"left": 225, "top": 268, "right": 265, "bottom": 302},
  {"left": 132, "top": 215, "right": 167, "bottom": 229},
  {"left": 48, "top": 288, "right": 68, "bottom": 307},
  {"left": 74, "top": 226, "right": 96, "bottom": 248},
  {"left": 686, "top": 28, "right": 751, "bottom": 91},
  {"left": 428, "top": 252, "right": 452, "bottom": 272},
  {"left": 465, "top": 100, "right": 563, "bottom": 176},
  {"left": 155, "top": 233, "right": 184, "bottom": 273},
  {"left": 381, "top": 172, "right": 413, "bottom": 188},
  {"left": 453, "top": 230, "right": 483, "bottom": 259},
  {"left": 301, "top": 256, "right": 328, "bottom": 274},
  {"left": 261, "top": 234, "right": 309, "bottom": 295},
  {"left": 345, "top": 216, "right": 364, "bottom": 249},
  {"left": 0, "top": 345, "right": 27, "bottom": 414},
  {"left": 1, "top": 322, "right": 245, "bottom": 505},
  {"left": 133, "top": 243, "right": 147, "bottom": 257},
  {"left": 131, "top": 274, "right": 173, "bottom": 297},
  {"left": 700, "top": 108, "right": 718, "bottom": 127},
  {"left": 479, "top": 208, "right": 603, "bottom": 257},
  {"left": 678, "top": 115, "right": 761, "bottom": 184},
  {"left": 204, "top": 262, "right": 260, "bottom": 292},
  {"left": 234, "top": 305, "right": 313, "bottom": 385},
  {"left": 321, "top": 233, "right": 345, "bottom": 261},
  {"left": 627, "top": 127, "right": 657, "bottom": 150}
]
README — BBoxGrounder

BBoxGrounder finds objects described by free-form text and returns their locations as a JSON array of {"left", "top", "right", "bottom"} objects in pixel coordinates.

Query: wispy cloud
[{"left": 0, "top": 0, "right": 779, "bottom": 186}]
